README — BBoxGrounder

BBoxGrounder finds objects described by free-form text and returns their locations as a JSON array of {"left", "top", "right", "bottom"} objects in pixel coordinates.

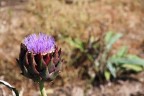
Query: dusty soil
[{"left": 0, "top": 0, "right": 144, "bottom": 96}]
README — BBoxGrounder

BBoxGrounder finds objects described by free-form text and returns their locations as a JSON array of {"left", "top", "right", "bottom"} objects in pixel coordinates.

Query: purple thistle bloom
[
  {"left": 17, "top": 33, "right": 62, "bottom": 82},
  {"left": 23, "top": 33, "right": 55, "bottom": 54}
]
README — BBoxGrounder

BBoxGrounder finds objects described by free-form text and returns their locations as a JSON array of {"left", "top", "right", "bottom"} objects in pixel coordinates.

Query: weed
[{"left": 66, "top": 31, "right": 144, "bottom": 84}]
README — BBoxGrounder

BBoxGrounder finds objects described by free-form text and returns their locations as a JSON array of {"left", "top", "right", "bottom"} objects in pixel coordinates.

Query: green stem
[{"left": 39, "top": 81, "right": 47, "bottom": 96}]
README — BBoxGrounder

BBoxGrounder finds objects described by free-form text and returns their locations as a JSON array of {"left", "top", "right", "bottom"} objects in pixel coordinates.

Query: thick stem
[{"left": 39, "top": 81, "right": 47, "bottom": 96}]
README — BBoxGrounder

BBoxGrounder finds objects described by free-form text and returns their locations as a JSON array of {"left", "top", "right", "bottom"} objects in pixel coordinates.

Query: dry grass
[{"left": 0, "top": 0, "right": 144, "bottom": 95}]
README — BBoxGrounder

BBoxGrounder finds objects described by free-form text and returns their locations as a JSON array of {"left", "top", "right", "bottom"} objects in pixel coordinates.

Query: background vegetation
[{"left": 0, "top": 0, "right": 144, "bottom": 96}]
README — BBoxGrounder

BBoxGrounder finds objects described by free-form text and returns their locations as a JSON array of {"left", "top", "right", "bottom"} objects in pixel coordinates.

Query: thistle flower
[{"left": 17, "top": 33, "right": 61, "bottom": 82}]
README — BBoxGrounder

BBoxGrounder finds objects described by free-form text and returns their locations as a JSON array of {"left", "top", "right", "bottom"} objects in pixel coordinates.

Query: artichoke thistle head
[{"left": 17, "top": 33, "right": 61, "bottom": 82}]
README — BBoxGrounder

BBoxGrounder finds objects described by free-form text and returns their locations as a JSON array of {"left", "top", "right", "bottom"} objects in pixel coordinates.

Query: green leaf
[
  {"left": 105, "top": 32, "right": 122, "bottom": 50},
  {"left": 126, "top": 54, "right": 141, "bottom": 59},
  {"left": 104, "top": 70, "right": 111, "bottom": 81},
  {"left": 87, "top": 54, "right": 94, "bottom": 62},
  {"left": 105, "top": 31, "right": 114, "bottom": 44},
  {"left": 107, "top": 61, "right": 116, "bottom": 77},
  {"left": 122, "top": 64, "right": 143, "bottom": 72},
  {"left": 66, "top": 38, "right": 84, "bottom": 51},
  {"left": 116, "top": 46, "right": 128, "bottom": 57},
  {"left": 75, "top": 38, "right": 83, "bottom": 46},
  {"left": 110, "top": 58, "right": 144, "bottom": 66}
]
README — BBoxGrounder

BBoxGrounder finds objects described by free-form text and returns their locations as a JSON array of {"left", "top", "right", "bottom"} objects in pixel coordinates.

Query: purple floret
[{"left": 23, "top": 33, "right": 55, "bottom": 54}]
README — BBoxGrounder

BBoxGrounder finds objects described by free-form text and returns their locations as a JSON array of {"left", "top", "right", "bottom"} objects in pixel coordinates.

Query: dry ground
[{"left": 0, "top": 0, "right": 144, "bottom": 96}]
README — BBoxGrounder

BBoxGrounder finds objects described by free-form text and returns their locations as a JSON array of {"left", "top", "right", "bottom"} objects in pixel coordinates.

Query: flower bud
[{"left": 17, "top": 33, "right": 62, "bottom": 82}]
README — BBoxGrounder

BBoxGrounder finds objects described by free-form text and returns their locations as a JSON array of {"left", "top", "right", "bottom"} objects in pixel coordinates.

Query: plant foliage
[{"left": 66, "top": 32, "right": 144, "bottom": 83}]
